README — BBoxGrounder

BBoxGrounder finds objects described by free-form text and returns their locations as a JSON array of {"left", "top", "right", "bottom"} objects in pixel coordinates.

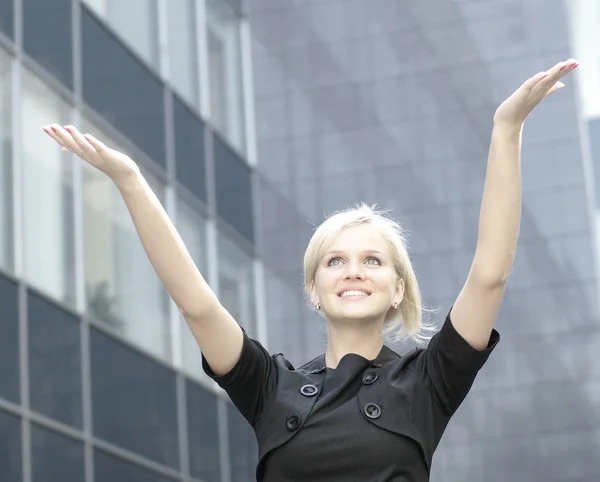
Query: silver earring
[
  {"left": 393, "top": 302, "right": 399, "bottom": 310},
  {"left": 314, "top": 302, "right": 321, "bottom": 311}
]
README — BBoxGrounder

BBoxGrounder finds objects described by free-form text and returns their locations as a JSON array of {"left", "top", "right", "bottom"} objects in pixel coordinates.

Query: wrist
[
  {"left": 113, "top": 169, "right": 144, "bottom": 194},
  {"left": 492, "top": 121, "right": 523, "bottom": 138}
]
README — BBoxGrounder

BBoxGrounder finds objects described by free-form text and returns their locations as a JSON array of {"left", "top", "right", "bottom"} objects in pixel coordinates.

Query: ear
[
  {"left": 309, "top": 280, "right": 319, "bottom": 306},
  {"left": 394, "top": 278, "right": 405, "bottom": 305}
]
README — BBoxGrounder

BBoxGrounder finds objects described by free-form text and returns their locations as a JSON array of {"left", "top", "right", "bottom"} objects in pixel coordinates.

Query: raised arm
[
  {"left": 43, "top": 124, "right": 243, "bottom": 376},
  {"left": 451, "top": 59, "right": 578, "bottom": 349}
]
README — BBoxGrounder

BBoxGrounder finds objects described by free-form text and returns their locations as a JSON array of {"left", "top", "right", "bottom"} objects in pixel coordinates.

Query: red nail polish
[
  {"left": 571, "top": 62, "right": 579, "bottom": 68},
  {"left": 65, "top": 126, "right": 71, "bottom": 133},
  {"left": 51, "top": 126, "right": 57, "bottom": 133}
]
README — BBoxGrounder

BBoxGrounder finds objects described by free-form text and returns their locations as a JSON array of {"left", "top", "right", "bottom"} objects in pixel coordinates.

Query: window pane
[
  {"left": 214, "top": 134, "right": 254, "bottom": 242},
  {"left": 31, "top": 424, "right": 85, "bottom": 482},
  {"left": 206, "top": 0, "right": 245, "bottom": 153},
  {"left": 173, "top": 94, "right": 207, "bottom": 203},
  {"left": 82, "top": 120, "right": 171, "bottom": 359},
  {"left": 0, "top": 410, "right": 21, "bottom": 482},
  {"left": 0, "top": 0, "right": 14, "bottom": 39},
  {"left": 218, "top": 232, "right": 256, "bottom": 336},
  {"left": 81, "top": 6, "right": 166, "bottom": 167},
  {"left": 168, "top": 0, "right": 198, "bottom": 106},
  {"left": 0, "top": 50, "right": 13, "bottom": 272},
  {"left": 21, "top": 69, "right": 76, "bottom": 305},
  {"left": 95, "top": 449, "right": 178, "bottom": 482},
  {"left": 23, "top": 0, "right": 73, "bottom": 89},
  {"left": 176, "top": 198, "right": 209, "bottom": 378},
  {"left": 186, "top": 380, "right": 221, "bottom": 481},
  {"left": 227, "top": 403, "right": 257, "bottom": 482},
  {"left": 28, "top": 291, "right": 82, "bottom": 428},
  {"left": 0, "top": 275, "right": 19, "bottom": 403},
  {"left": 91, "top": 327, "right": 179, "bottom": 469},
  {"left": 82, "top": 0, "right": 159, "bottom": 69}
]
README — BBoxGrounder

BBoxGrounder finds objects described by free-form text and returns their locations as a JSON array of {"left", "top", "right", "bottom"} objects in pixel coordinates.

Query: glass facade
[
  {"left": 250, "top": 0, "right": 600, "bottom": 481},
  {"left": 0, "top": 0, "right": 260, "bottom": 481}
]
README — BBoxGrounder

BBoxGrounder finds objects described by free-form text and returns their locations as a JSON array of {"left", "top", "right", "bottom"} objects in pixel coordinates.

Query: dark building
[{"left": 250, "top": 1, "right": 600, "bottom": 480}]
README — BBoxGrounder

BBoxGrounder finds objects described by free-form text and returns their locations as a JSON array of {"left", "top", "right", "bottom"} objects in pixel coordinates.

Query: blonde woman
[{"left": 44, "top": 59, "right": 578, "bottom": 481}]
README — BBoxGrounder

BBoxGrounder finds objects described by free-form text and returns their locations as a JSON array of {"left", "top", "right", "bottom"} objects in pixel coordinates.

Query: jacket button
[
  {"left": 286, "top": 414, "right": 301, "bottom": 431},
  {"left": 300, "top": 384, "right": 318, "bottom": 397},
  {"left": 362, "top": 371, "right": 379, "bottom": 385},
  {"left": 364, "top": 403, "right": 382, "bottom": 419}
]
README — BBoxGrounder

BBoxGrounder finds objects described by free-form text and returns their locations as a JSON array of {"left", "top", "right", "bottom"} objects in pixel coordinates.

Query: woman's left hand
[{"left": 493, "top": 58, "right": 578, "bottom": 130}]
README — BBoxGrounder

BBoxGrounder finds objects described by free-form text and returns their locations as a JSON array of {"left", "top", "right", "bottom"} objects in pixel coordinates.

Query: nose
[{"left": 344, "top": 260, "right": 365, "bottom": 280}]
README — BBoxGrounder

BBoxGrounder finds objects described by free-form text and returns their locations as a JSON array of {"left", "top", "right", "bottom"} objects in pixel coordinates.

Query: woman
[{"left": 43, "top": 59, "right": 578, "bottom": 481}]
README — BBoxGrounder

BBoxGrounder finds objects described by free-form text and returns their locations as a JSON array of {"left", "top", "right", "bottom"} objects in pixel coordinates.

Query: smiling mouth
[{"left": 338, "top": 290, "right": 371, "bottom": 298}]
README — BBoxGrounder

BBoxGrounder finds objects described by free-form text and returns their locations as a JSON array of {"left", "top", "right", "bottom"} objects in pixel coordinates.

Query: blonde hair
[{"left": 303, "top": 203, "right": 434, "bottom": 344}]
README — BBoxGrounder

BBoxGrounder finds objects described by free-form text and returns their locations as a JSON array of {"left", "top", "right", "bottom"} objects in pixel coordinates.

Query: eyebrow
[{"left": 324, "top": 249, "right": 386, "bottom": 257}]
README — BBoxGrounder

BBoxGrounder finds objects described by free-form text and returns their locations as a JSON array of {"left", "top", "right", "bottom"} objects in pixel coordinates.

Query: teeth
[{"left": 341, "top": 290, "right": 368, "bottom": 297}]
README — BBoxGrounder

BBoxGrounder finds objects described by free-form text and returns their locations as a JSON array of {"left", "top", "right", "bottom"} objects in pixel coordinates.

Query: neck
[{"left": 325, "top": 321, "right": 384, "bottom": 369}]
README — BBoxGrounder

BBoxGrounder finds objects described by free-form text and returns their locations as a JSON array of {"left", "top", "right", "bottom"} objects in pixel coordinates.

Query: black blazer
[{"left": 204, "top": 313, "right": 500, "bottom": 480}]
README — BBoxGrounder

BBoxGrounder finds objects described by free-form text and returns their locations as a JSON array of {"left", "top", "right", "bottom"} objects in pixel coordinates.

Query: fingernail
[
  {"left": 51, "top": 126, "right": 57, "bottom": 133},
  {"left": 560, "top": 63, "right": 567, "bottom": 70},
  {"left": 571, "top": 62, "right": 579, "bottom": 68},
  {"left": 65, "top": 126, "right": 71, "bottom": 133}
]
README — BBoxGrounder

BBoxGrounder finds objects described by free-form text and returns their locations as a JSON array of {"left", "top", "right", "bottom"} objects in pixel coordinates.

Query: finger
[
  {"left": 42, "top": 125, "right": 69, "bottom": 149},
  {"left": 522, "top": 71, "right": 549, "bottom": 90},
  {"left": 51, "top": 124, "right": 83, "bottom": 154},
  {"left": 81, "top": 133, "right": 108, "bottom": 155},
  {"left": 64, "top": 125, "right": 95, "bottom": 157},
  {"left": 540, "top": 59, "right": 578, "bottom": 88},
  {"left": 545, "top": 81, "right": 565, "bottom": 97}
]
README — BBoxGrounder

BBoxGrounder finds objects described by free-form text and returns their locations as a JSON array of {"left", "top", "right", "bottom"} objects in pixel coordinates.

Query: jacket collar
[{"left": 300, "top": 344, "right": 402, "bottom": 374}]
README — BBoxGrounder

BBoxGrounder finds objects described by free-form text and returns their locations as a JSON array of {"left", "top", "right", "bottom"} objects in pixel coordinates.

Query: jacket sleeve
[
  {"left": 202, "top": 329, "right": 277, "bottom": 426},
  {"left": 412, "top": 309, "right": 500, "bottom": 414}
]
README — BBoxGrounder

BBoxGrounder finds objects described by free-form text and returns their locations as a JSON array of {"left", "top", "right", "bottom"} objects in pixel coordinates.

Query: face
[{"left": 310, "top": 223, "right": 404, "bottom": 325}]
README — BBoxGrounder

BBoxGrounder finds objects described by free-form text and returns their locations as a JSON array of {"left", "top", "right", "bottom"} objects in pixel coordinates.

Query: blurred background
[{"left": 0, "top": 0, "right": 598, "bottom": 481}]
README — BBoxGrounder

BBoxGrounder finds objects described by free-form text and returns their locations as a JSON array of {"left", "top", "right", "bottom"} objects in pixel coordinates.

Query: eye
[
  {"left": 327, "top": 257, "right": 343, "bottom": 267},
  {"left": 365, "top": 256, "right": 381, "bottom": 265}
]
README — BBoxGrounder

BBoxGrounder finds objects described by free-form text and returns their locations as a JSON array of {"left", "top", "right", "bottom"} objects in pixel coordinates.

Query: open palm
[
  {"left": 494, "top": 58, "right": 578, "bottom": 128},
  {"left": 42, "top": 124, "right": 140, "bottom": 183}
]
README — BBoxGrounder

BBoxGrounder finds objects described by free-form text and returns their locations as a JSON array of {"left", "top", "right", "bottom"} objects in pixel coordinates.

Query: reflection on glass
[
  {"left": 0, "top": 410, "right": 21, "bottom": 481},
  {"left": 28, "top": 292, "right": 83, "bottom": 429},
  {"left": 176, "top": 198, "right": 209, "bottom": 378},
  {"left": 186, "top": 380, "right": 221, "bottom": 481},
  {"left": 168, "top": 0, "right": 198, "bottom": 106},
  {"left": 218, "top": 231, "right": 256, "bottom": 336},
  {"left": 21, "top": 69, "right": 76, "bottom": 305},
  {"left": 0, "top": 50, "right": 12, "bottom": 272},
  {"left": 228, "top": 403, "right": 258, "bottom": 482},
  {"left": 82, "top": 120, "right": 170, "bottom": 359},
  {"left": 91, "top": 327, "right": 180, "bottom": 470},
  {"left": 31, "top": 424, "right": 85, "bottom": 482},
  {"left": 206, "top": 0, "right": 246, "bottom": 153},
  {"left": 82, "top": 0, "right": 159, "bottom": 69}
]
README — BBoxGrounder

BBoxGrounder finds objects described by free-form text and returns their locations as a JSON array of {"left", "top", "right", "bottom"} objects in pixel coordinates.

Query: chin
[{"left": 337, "top": 305, "right": 386, "bottom": 322}]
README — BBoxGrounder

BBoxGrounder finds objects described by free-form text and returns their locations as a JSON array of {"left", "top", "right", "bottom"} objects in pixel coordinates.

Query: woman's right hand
[{"left": 43, "top": 124, "right": 141, "bottom": 185}]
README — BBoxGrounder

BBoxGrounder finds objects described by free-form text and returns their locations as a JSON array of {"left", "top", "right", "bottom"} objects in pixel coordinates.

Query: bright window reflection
[
  {"left": 176, "top": 197, "right": 209, "bottom": 379},
  {"left": 218, "top": 231, "right": 256, "bottom": 337},
  {"left": 82, "top": 0, "right": 159, "bottom": 69},
  {"left": 168, "top": 0, "right": 199, "bottom": 106},
  {"left": 82, "top": 120, "right": 170, "bottom": 359},
  {"left": 206, "top": 0, "right": 246, "bottom": 153},
  {"left": 21, "top": 69, "right": 76, "bottom": 305}
]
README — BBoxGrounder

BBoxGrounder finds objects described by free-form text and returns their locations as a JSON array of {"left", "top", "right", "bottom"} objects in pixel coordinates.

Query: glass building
[
  {"left": 250, "top": 0, "right": 600, "bottom": 481},
  {"left": 0, "top": 0, "right": 262, "bottom": 481}
]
